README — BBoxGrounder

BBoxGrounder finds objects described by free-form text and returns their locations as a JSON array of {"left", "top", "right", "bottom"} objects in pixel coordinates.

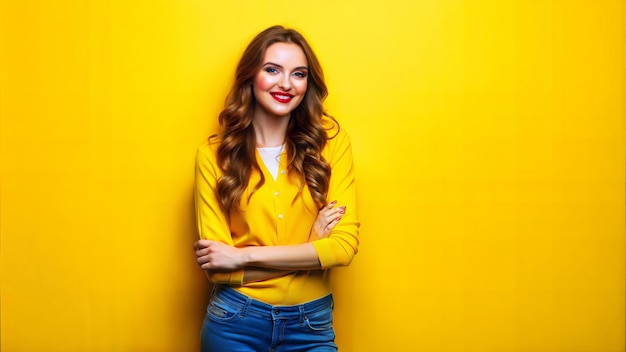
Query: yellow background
[{"left": 1, "top": 1, "right": 624, "bottom": 351}]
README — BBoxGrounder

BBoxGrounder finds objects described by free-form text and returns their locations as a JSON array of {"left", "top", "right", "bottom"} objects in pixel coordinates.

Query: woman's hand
[
  {"left": 309, "top": 200, "right": 345, "bottom": 241},
  {"left": 194, "top": 240, "right": 245, "bottom": 271}
]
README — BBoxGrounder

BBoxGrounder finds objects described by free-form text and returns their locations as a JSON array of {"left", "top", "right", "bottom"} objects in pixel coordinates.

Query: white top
[{"left": 257, "top": 145, "right": 284, "bottom": 180}]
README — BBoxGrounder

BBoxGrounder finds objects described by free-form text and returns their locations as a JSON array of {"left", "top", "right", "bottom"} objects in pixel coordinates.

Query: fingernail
[
  {"left": 330, "top": 200, "right": 337, "bottom": 205},
  {"left": 339, "top": 208, "right": 346, "bottom": 214}
]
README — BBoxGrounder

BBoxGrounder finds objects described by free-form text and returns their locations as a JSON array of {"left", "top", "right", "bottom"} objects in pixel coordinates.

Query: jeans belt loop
[
  {"left": 240, "top": 295, "right": 251, "bottom": 318},
  {"left": 298, "top": 305, "right": 305, "bottom": 325}
]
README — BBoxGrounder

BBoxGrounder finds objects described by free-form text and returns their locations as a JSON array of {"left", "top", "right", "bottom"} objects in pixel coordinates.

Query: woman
[{"left": 193, "top": 25, "right": 359, "bottom": 351}]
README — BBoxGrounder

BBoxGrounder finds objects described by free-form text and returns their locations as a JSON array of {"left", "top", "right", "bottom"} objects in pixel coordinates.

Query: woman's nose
[{"left": 277, "top": 74, "right": 291, "bottom": 90}]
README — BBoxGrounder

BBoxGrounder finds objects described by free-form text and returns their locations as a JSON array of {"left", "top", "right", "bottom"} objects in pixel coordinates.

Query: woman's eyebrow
[{"left": 263, "top": 62, "right": 309, "bottom": 70}]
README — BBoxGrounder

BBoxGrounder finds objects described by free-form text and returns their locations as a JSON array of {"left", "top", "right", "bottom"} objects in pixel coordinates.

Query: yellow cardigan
[{"left": 194, "top": 122, "right": 360, "bottom": 305}]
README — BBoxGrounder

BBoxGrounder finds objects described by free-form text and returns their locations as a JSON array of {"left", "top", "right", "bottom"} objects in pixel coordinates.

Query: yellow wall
[{"left": 1, "top": 1, "right": 623, "bottom": 351}]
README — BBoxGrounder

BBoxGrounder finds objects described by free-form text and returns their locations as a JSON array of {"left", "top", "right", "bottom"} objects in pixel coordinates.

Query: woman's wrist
[{"left": 240, "top": 246, "right": 255, "bottom": 267}]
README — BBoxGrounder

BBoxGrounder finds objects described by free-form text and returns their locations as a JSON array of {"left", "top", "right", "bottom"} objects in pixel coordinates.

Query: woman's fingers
[
  {"left": 318, "top": 201, "right": 336, "bottom": 215},
  {"left": 193, "top": 239, "right": 212, "bottom": 251},
  {"left": 194, "top": 240, "right": 215, "bottom": 268},
  {"left": 309, "top": 201, "right": 346, "bottom": 241},
  {"left": 322, "top": 206, "right": 345, "bottom": 223},
  {"left": 319, "top": 201, "right": 345, "bottom": 218},
  {"left": 193, "top": 241, "right": 244, "bottom": 270},
  {"left": 325, "top": 216, "right": 341, "bottom": 232}
]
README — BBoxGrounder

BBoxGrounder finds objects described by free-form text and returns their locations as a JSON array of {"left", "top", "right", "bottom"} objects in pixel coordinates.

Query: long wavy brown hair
[{"left": 210, "top": 25, "right": 338, "bottom": 212}]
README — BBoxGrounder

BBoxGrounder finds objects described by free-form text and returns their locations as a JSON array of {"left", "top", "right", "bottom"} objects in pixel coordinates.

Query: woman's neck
[{"left": 252, "top": 109, "right": 290, "bottom": 148}]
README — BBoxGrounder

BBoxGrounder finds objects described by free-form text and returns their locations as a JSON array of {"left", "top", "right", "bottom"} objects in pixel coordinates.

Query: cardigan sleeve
[
  {"left": 194, "top": 143, "right": 244, "bottom": 285},
  {"left": 311, "top": 127, "right": 360, "bottom": 268}
]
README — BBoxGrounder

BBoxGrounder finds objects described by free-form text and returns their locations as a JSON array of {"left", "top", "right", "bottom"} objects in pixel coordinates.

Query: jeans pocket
[
  {"left": 305, "top": 306, "right": 334, "bottom": 331},
  {"left": 206, "top": 296, "right": 239, "bottom": 322}
]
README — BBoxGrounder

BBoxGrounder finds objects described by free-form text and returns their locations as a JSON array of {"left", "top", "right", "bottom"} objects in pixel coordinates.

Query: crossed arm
[{"left": 193, "top": 202, "right": 346, "bottom": 283}]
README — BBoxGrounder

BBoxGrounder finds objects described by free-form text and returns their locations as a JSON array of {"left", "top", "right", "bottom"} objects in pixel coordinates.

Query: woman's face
[{"left": 252, "top": 42, "right": 308, "bottom": 119}]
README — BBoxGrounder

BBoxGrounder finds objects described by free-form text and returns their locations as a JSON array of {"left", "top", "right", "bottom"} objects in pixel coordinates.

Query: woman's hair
[{"left": 211, "top": 25, "right": 338, "bottom": 212}]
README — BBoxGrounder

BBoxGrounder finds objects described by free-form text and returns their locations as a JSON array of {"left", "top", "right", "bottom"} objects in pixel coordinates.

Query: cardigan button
[
  {"left": 274, "top": 191, "right": 279, "bottom": 196},
  {"left": 280, "top": 170, "right": 286, "bottom": 175},
  {"left": 278, "top": 214, "right": 284, "bottom": 219}
]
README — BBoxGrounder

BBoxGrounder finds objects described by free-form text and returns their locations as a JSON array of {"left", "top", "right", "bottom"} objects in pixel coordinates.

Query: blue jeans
[{"left": 201, "top": 286, "right": 338, "bottom": 352}]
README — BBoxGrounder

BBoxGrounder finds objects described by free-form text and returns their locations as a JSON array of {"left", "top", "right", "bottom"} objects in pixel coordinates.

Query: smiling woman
[
  {"left": 252, "top": 43, "right": 309, "bottom": 125},
  {"left": 193, "top": 25, "right": 360, "bottom": 352}
]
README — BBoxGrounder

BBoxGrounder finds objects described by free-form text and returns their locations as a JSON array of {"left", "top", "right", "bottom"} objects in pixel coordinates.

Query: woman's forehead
[{"left": 263, "top": 42, "right": 308, "bottom": 68}]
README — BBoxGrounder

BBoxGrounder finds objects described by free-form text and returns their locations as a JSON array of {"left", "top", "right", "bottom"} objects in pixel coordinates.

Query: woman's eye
[
  {"left": 293, "top": 71, "right": 308, "bottom": 78},
  {"left": 264, "top": 67, "right": 279, "bottom": 74}
]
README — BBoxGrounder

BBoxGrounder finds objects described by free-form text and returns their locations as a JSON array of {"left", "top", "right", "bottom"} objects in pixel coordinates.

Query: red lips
[{"left": 270, "top": 92, "right": 294, "bottom": 103}]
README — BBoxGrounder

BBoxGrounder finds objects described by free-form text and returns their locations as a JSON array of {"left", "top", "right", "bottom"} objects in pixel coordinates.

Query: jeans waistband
[{"left": 213, "top": 285, "right": 333, "bottom": 319}]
